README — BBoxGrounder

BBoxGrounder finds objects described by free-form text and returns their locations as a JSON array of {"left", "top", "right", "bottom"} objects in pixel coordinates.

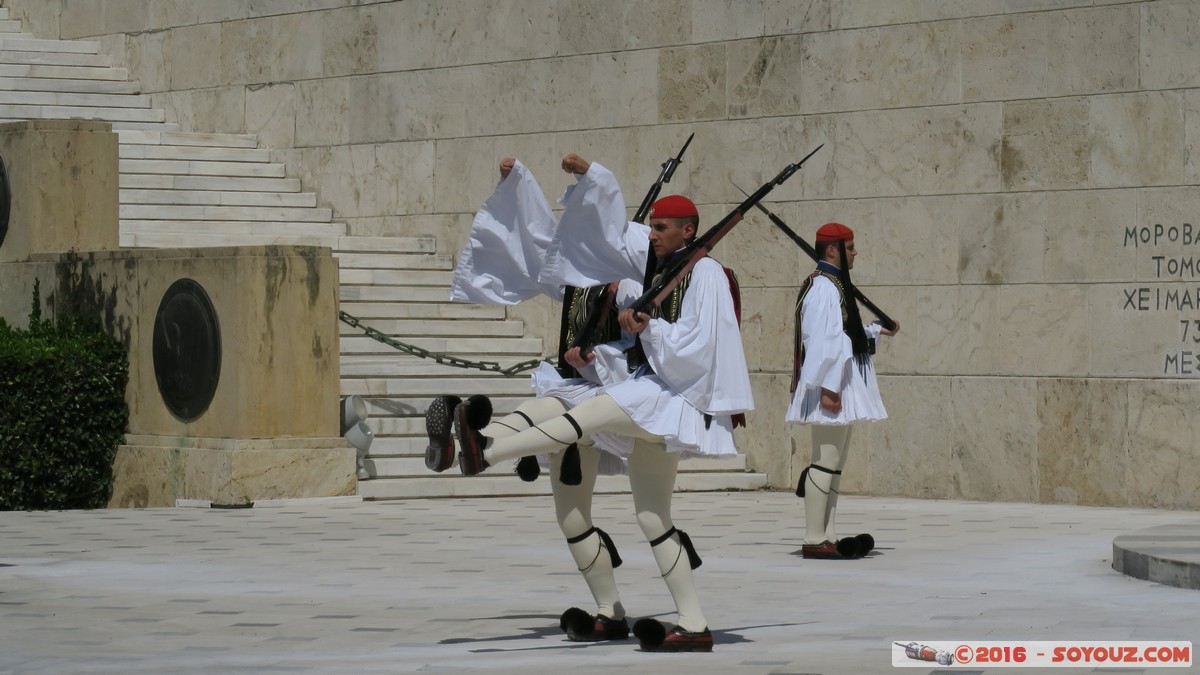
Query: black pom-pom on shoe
[
  {"left": 560, "top": 607, "right": 593, "bottom": 635},
  {"left": 633, "top": 618, "right": 667, "bottom": 650},
  {"left": 855, "top": 533, "right": 875, "bottom": 556},
  {"left": 516, "top": 456, "right": 541, "bottom": 482},
  {"left": 559, "top": 443, "right": 582, "bottom": 486},
  {"left": 463, "top": 394, "right": 493, "bottom": 430},
  {"left": 836, "top": 536, "right": 862, "bottom": 558}
]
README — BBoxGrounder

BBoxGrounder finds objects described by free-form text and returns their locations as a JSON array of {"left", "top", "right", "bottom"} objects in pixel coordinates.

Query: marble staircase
[{"left": 0, "top": 8, "right": 767, "bottom": 498}]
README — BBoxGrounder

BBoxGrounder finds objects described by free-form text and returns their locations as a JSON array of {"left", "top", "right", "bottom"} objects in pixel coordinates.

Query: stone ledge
[{"left": 1112, "top": 524, "right": 1200, "bottom": 591}]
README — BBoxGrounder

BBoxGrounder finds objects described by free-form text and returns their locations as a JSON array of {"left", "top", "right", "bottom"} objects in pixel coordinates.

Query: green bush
[{"left": 0, "top": 281, "right": 129, "bottom": 510}]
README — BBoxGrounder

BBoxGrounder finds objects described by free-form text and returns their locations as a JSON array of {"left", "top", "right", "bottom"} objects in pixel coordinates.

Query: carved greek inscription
[{"left": 1123, "top": 224, "right": 1200, "bottom": 376}]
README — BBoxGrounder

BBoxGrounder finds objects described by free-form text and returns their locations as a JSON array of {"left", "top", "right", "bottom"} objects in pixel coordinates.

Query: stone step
[
  {"left": 118, "top": 129, "right": 260, "bottom": 148},
  {"left": 108, "top": 120, "right": 179, "bottom": 131},
  {"left": 356, "top": 471, "right": 768, "bottom": 499},
  {"left": 338, "top": 269, "right": 453, "bottom": 286},
  {"left": 0, "top": 102, "right": 162, "bottom": 121},
  {"left": 120, "top": 188, "right": 318, "bottom": 208},
  {"left": 339, "top": 285, "right": 447, "bottom": 302},
  {"left": 0, "top": 49, "right": 110, "bottom": 67},
  {"left": 0, "top": 76, "right": 141, "bottom": 94},
  {"left": 119, "top": 144, "right": 271, "bottom": 162},
  {"left": 335, "top": 253, "right": 452, "bottom": 271},
  {"left": 122, "top": 220, "right": 347, "bottom": 238},
  {"left": 0, "top": 118, "right": 174, "bottom": 132},
  {"left": 119, "top": 204, "right": 333, "bottom": 223},
  {"left": 337, "top": 236, "right": 435, "bottom": 255},
  {"left": 0, "top": 22, "right": 21, "bottom": 35},
  {"left": 119, "top": 231, "right": 343, "bottom": 249},
  {"left": 338, "top": 302, "right": 505, "bottom": 320},
  {"left": 0, "top": 36, "right": 100, "bottom": 54},
  {"left": 0, "top": 63, "right": 128, "bottom": 80},
  {"left": 335, "top": 237, "right": 441, "bottom": 254},
  {"left": 119, "top": 158, "right": 285, "bottom": 178},
  {"left": 120, "top": 232, "right": 435, "bottom": 252},
  {"left": 338, "top": 335, "right": 543, "bottom": 355},
  {"left": 336, "top": 318, "right": 526, "bottom": 337},
  {"left": 367, "top": 455, "right": 749, "bottom": 475},
  {"left": 343, "top": 374, "right": 540, "bottom": 396},
  {"left": 119, "top": 174, "right": 301, "bottom": 192},
  {"left": 0, "top": 89, "right": 149, "bottom": 108}
]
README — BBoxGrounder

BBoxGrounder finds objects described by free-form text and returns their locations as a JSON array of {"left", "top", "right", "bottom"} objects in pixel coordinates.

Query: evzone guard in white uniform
[
  {"left": 427, "top": 155, "right": 642, "bottom": 643},
  {"left": 431, "top": 156, "right": 632, "bottom": 482},
  {"left": 429, "top": 159, "right": 752, "bottom": 653},
  {"left": 787, "top": 222, "right": 900, "bottom": 559}
]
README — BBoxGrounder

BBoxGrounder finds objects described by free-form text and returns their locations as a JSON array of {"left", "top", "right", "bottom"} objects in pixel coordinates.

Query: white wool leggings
[
  {"left": 482, "top": 393, "right": 659, "bottom": 465},
  {"left": 485, "top": 396, "right": 625, "bottom": 620},
  {"left": 484, "top": 394, "right": 707, "bottom": 631},
  {"left": 804, "top": 424, "right": 852, "bottom": 545}
]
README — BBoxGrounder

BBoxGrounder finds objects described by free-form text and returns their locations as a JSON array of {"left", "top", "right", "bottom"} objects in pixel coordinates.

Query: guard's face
[
  {"left": 648, "top": 217, "right": 695, "bottom": 257},
  {"left": 822, "top": 239, "right": 857, "bottom": 270}
]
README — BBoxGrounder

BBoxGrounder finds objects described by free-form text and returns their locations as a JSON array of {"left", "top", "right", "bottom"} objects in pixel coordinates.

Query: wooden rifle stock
[{"left": 630, "top": 146, "right": 823, "bottom": 315}]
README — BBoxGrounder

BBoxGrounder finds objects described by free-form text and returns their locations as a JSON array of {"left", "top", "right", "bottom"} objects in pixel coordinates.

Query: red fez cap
[
  {"left": 815, "top": 222, "right": 854, "bottom": 242},
  {"left": 650, "top": 195, "right": 698, "bottom": 219}
]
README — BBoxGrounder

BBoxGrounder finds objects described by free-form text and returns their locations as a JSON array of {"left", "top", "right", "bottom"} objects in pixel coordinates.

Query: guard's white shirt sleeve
[
  {"left": 788, "top": 275, "right": 888, "bottom": 425},
  {"left": 640, "top": 258, "right": 754, "bottom": 415},
  {"left": 540, "top": 162, "right": 649, "bottom": 287},
  {"left": 450, "top": 159, "right": 564, "bottom": 304},
  {"left": 797, "top": 277, "right": 852, "bottom": 393}
]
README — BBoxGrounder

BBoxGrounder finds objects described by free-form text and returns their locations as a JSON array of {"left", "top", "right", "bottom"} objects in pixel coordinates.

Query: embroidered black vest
[{"left": 558, "top": 284, "right": 621, "bottom": 378}]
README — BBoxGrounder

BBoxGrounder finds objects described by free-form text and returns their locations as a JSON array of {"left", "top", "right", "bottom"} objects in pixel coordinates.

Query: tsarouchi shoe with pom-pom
[
  {"left": 634, "top": 619, "right": 712, "bottom": 652},
  {"left": 560, "top": 607, "right": 629, "bottom": 642},
  {"left": 424, "top": 395, "right": 461, "bottom": 472},
  {"left": 454, "top": 402, "right": 490, "bottom": 476}
]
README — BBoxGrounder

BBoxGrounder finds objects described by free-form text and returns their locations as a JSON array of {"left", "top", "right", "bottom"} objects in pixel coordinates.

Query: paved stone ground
[{"left": 1, "top": 491, "right": 1198, "bottom": 674}]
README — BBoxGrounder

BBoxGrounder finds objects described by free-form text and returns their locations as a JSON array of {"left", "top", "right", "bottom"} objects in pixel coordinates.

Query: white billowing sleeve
[
  {"left": 797, "top": 278, "right": 852, "bottom": 394},
  {"left": 450, "top": 159, "right": 564, "bottom": 304},
  {"left": 540, "top": 162, "right": 649, "bottom": 288},
  {"left": 639, "top": 258, "right": 754, "bottom": 415}
]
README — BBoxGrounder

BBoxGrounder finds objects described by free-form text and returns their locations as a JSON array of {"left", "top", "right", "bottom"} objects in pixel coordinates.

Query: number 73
[{"left": 1181, "top": 319, "right": 1200, "bottom": 342}]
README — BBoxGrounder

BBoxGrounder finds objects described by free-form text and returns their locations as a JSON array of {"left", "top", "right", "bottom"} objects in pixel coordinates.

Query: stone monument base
[{"left": 110, "top": 435, "right": 354, "bottom": 508}]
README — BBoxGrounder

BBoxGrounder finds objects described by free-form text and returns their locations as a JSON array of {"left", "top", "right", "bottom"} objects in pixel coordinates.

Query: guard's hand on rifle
[
  {"left": 879, "top": 319, "right": 900, "bottom": 337},
  {"left": 563, "top": 346, "right": 596, "bottom": 370},
  {"left": 499, "top": 157, "right": 516, "bottom": 179},
  {"left": 619, "top": 308, "right": 650, "bottom": 334},
  {"left": 561, "top": 153, "right": 591, "bottom": 176},
  {"left": 820, "top": 388, "right": 842, "bottom": 415}
]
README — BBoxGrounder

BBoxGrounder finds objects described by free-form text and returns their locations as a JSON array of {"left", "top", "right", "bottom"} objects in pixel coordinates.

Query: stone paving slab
[{"left": 1, "top": 492, "right": 1198, "bottom": 674}]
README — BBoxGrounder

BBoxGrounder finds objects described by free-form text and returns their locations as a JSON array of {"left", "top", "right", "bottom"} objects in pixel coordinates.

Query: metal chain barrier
[{"left": 338, "top": 310, "right": 547, "bottom": 377}]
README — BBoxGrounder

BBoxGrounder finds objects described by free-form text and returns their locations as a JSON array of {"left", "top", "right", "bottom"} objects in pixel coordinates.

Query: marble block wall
[{"left": 13, "top": 0, "right": 1200, "bottom": 508}]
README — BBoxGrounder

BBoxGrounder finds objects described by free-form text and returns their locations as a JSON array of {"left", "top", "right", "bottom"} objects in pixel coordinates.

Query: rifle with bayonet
[
  {"left": 566, "top": 133, "right": 695, "bottom": 355},
  {"left": 730, "top": 180, "right": 897, "bottom": 332},
  {"left": 629, "top": 145, "right": 824, "bottom": 315}
]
